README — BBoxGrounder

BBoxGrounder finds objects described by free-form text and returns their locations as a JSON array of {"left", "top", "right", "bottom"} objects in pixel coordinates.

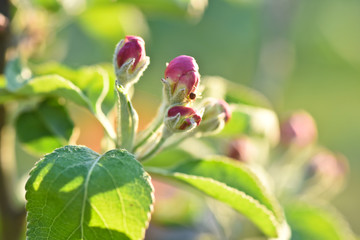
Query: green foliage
[
  {"left": 16, "top": 98, "right": 74, "bottom": 154},
  {"left": 146, "top": 157, "right": 286, "bottom": 238},
  {"left": 286, "top": 202, "right": 357, "bottom": 240},
  {"left": 143, "top": 148, "right": 194, "bottom": 169},
  {"left": 25, "top": 146, "right": 154, "bottom": 240}
]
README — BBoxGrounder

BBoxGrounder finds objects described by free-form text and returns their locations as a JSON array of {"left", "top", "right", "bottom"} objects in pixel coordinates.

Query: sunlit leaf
[
  {"left": 146, "top": 156, "right": 286, "bottom": 237},
  {"left": 26, "top": 146, "right": 154, "bottom": 240}
]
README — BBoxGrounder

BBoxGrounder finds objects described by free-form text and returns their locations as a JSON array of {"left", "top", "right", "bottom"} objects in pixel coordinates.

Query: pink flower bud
[
  {"left": 116, "top": 35, "right": 146, "bottom": 72},
  {"left": 196, "top": 98, "right": 231, "bottom": 134},
  {"left": 227, "top": 137, "right": 257, "bottom": 163},
  {"left": 280, "top": 111, "right": 317, "bottom": 147},
  {"left": 163, "top": 55, "right": 200, "bottom": 103},
  {"left": 165, "top": 106, "right": 202, "bottom": 132},
  {"left": 307, "top": 152, "right": 348, "bottom": 180}
]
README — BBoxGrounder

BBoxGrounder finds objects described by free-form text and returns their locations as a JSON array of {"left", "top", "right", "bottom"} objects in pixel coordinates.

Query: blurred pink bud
[
  {"left": 116, "top": 35, "right": 146, "bottom": 72},
  {"left": 227, "top": 137, "right": 257, "bottom": 162},
  {"left": 308, "top": 152, "right": 348, "bottom": 180},
  {"left": 197, "top": 98, "right": 231, "bottom": 134},
  {"left": 165, "top": 106, "right": 202, "bottom": 132},
  {"left": 163, "top": 55, "right": 200, "bottom": 103},
  {"left": 280, "top": 111, "right": 317, "bottom": 147}
]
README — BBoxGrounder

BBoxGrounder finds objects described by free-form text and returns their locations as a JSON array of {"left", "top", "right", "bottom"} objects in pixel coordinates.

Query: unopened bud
[
  {"left": 227, "top": 137, "right": 257, "bottom": 162},
  {"left": 280, "top": 111, "right": 317, "bottom": 147},
  {"left": 113, "top": 35, "right": 150, "bottom": 87},
  {"left": 162, "top": 55, "right": 200, "bottom": 104},
  {"left": 303, "top": 151, "right": 348, "bottom": 197},
  {"left": 307, "top": 151, "right": 348, "bottom": 180},
  {"left": 165, "top": 106, "right": 202, "bottom": 133},
  {"left": 196, "top": 98, "right": 231, "bottom": 134}
]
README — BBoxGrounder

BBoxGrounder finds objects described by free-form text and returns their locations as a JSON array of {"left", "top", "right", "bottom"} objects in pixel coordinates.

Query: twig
[{"left": 0, "top": 1, "right": 27, "bottom": 239}]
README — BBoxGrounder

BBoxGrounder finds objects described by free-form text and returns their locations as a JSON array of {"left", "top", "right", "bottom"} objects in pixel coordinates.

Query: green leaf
[
  {"left": 90, "top": 0, "right": 207, "bottom": 18},
  {"left": 202, "top": 76, "right": 272, "bottom": 109},
  {"left": 224, "top": 80, "right": 272, "bottom": 109},
  {"left": 6, "top": 60, "right": 116, "bottom": 140},
  {"left": 31, "top": 62, "right": 116, "bottom": 115},
  {"left": 286, "top": 202, "right": 356, "bottom": 240},
  {"left": 146, "top": 157, "right": 285, "bottom": 237},
  {"left": 220, "top": 104, "right": 280, "bottom": 145},
  {"left": 5, "top": 58, "right": 32, "bottom": 91},
  {"left": 5, "top": 58, "right": 91, "bottom": 109},
  {"left": 77, "top": 4, "right": 148, "bottom": 43},
  {"left": 26, "top": 146, "right": 154, "bottom": 240},
  {"left": 16, "top": 98, "right": 74, "bottom": 154},
  {"left": 143, "top": 148, "right": 194, "bottom": 169}
]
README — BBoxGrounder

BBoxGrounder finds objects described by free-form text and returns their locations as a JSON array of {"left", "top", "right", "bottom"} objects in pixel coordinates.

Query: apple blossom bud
[
  {"left": 227, "top": 137, "right": 257, "bottom": 162},
  {"left": 302, "top": 151, "right": 348, "bottom": 197},
  {"left": 113, "top": 35, "right": 150, "bottom": 87},
  {"left": 165, "top": 106, "right": 202, "bottom": 133},
  {"left": 280, "top": 111, "right": 317, "bottom": 147},
  {"left": 307, "top": 152, "right": 348, "bottom": 180},
  {"left": 196, "top": 98, "right": 231, "bottom": 134},
  {"left": 162, "top": 55, "right": 200, "bottom": 104}
]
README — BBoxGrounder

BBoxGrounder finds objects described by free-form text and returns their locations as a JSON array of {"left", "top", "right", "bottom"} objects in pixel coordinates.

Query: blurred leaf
[
  {"left": 220, "top": 104, "right": 280, "bottom": 145},
  {"left": 91, "top": 0, "right": 207, "bottom": 18},
  {"left": 286, "top": 202, "right": 356, "bottom": 240},
  {"left": 32, "top": 62, "right": 116, "bottom": 115},
  {"left": 5, "top": 58, "right": 31, "bottom": 92},
  {"left": 147, "top": 156, "right": 286, "bottom": 238},
  {"left": 0, "top": 75, "right": 20, "bottom": 103},
  {"left": 26, "top": 146, "right": 154, "bottom": 240},
  {"left": 30, "top": 0, "right": 62, "bottom": 12},
  {"left": 6, "top": 60, "right": 116, "bottom": 139},
  {"left": 143, "top": 148, "right": 194, "bottom": 169},
  {"left": 16, "top": 74, "right": 92, "bottom": 109},
  {"left": 77, "top": 3, "right": 148, "bottom": 43},
  {"left": 220, "top": 108, "right": 250, "bottom": 136},
  {"left": 225, "top": 80, "right": 272, "bottom": 109},
  {"left": 16, "top": 98, "right": 74, "bottom": 154},
  {"left": 202, "top": 76, "right": 272, "bottom": 109}
]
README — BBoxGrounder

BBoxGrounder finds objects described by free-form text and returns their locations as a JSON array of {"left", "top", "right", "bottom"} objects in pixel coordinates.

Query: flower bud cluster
[
  {"left": 163, "top": 55, "right": 203, "bottom": 133},
  {"left": 162, "top": 56, "right": 231, "bottom": 135}
]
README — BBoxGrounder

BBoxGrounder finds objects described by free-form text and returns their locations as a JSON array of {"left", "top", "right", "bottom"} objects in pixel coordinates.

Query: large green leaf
[
  {"left": 26, "top": 146, "right": 154, "bottom": 240},
  {"left": 16, "top": 98, "right": 74, "bottom": 154},
  {"left": 286, "top": 202, "right": 356, "bottom": 240},
  {"left": 146, "top": 157, "right": 286, "bottom": 238}
]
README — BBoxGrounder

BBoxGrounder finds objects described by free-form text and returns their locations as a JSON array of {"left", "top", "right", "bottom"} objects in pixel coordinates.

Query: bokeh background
[{"left": 11, "top": 0, "right": 360, "bottom": 236}]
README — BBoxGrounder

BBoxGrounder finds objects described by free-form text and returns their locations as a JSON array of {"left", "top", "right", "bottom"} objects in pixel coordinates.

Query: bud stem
[
  {"left": 116, "top": 84, "right": 138, "bottom": 151},
  {"left": 95, "top": 68, "right": 116, "bottom": 143},
  {"left": 137, "top": 128, "right": 172, "bottom": 161},
  {"left": 133, "top": 102, "right": 167, "bottom": 153}
]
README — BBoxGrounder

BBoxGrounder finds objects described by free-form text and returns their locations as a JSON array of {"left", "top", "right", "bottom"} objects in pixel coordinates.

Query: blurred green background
[{"left": 16, "top": 0, "right": 360, "bottom": 235}]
